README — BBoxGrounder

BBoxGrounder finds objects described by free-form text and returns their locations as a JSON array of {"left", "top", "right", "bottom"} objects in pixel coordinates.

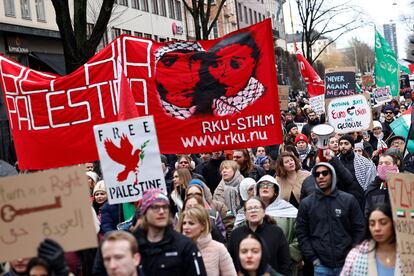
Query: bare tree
[
  {"left": 183, "top": 0, "right": 227, "bottom": 40},
  {"left": 342, "top": 37, "right": 374, "bottom": 74},
  {"left": 295, "top": 0, "right": 365, "bottom": 64},
  {"left": 51, "top": 0, "right": 116, "bottom": 74}
]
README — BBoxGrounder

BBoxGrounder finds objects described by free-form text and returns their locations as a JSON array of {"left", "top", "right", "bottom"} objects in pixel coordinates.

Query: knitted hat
[
  {"left": 338, "top": 134, "right": 355, "bottom": 148},
  {"left": 404, "top": 91, "right": 412, "bottom": 99},
  {"left": 286, "top": 123, "right": 298, "bottom": 133},
  {"left": 295, "top": 133, "right": 309, "bottom": 144},
  {"left": 373, "top": 121, "right": 382, "bottom": 129},
  {"left": 188, "top": 178, "right": 205, "bottom": 191},
  {"left": 354, "top": 142, "right": 364, "bottom": 150},
  {"left": 254, "top": 156, "right": 269, "bottom": 166},
  {"left": 0, "top": 160, "right": 17, "bottom": 178},
  {"left": 383, "top": 105, "right": 394, "bottom": 113},
  {"left": 93, "top": 180, "right": 106, "bottom": 195},
  {"left": 384, "top": 147, "right": 403, "bottom": 161},
  {"left": 239, "top": 178, "right": 257, "bottom": 201},
  {"left": 141, "top": 189, "right": 169, "bottom": 214},
  {"left": 86, "top": 171, "right": 99, "bottom": 184}
]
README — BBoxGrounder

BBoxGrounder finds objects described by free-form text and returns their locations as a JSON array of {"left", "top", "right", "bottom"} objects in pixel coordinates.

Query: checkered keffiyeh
[
  {"left": 154, "top": 42, "right": 204, "bottom": 63},
  {"left": 161, "top": 99, "right": 194, "bottom": 120},
  {"left": 213, "top": 77, "right": 265, "bottom": 116}
]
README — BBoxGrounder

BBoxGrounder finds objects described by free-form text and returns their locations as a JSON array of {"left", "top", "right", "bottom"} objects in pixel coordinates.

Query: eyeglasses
[
  {"left": 148, "top": 204, "right": 169, "bottom": 212},
  {"left": 246, "top": 205, "right": 262, "bottom": 212},
  {"left": 385, "top": 111, "right": 394, "bottom": 115},
  {"left": 315, "top": 170, "right": 330, "bottom": 177},
  {"left": 392, "top": 141, "right": 405, "bottom": 146},
  {"left": 259, "top": 182, "right": 274, "bottom": 188}
]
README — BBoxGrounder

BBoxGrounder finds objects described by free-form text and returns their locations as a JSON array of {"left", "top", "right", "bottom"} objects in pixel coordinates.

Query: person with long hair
[
  {"left": 275, "top": 152, "right": 310, "bottom": 208},
  {"left": 228, "top": 197, "right": 291, "bottom": 275},
  {"left": 170, "top": 168, "right": 192, "bottom": 214},
  {"left": 177, "top": 205, "right": 237, "bottom": 276},
  {"left": 341, "top": 204, "right": 402, "bottom": 275},
  {"left": 236, "top": 234, "right": 280, "bottom": 276}
]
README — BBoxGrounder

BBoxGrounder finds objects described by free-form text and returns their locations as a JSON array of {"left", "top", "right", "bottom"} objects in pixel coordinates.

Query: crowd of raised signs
[{"left": 1, "top": 91, "right": 414, "bottom": 276}]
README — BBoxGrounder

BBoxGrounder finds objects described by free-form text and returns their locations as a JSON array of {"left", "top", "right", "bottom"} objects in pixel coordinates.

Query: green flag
[
  {"left": 356, "top": 83, "right": 362, "bottom": 93},
  {"left": 375, "top": 29, "right": 399, "bottom": 97}
]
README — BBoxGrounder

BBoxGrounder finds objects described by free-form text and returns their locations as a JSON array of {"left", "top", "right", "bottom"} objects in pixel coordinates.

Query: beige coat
[{"left": 276, "top": 170, "right": 310, "bottom": 204}]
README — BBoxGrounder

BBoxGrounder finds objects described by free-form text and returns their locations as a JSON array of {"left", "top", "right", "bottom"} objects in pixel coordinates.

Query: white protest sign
[
  {"left": 309, "top": 94, "right": 325, "bottom": 115},
  {"left": 0, "top": 166, "right": 97, "bottom": 262},
  {"left": 326, "top": 93, "right": 373, "bottom": 134},
  {"left": 94, "top": 116, "right": 166, "bottom": 204},
  {"left": 373, "top": 86, "right": 392, "bottom": 105}
]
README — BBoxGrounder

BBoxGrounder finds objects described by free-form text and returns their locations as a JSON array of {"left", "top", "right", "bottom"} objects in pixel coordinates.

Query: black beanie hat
[
  {"left": 286, "top": 123, "right": 298, "bottom": 133},
  {"left": 338, "top": 134, "right": 355, "bottom": 148}
]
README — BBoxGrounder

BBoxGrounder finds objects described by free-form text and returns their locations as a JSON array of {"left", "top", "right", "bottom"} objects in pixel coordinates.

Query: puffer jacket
[{"left": 296, "top": 162, "right": 365, "bottom": 268}]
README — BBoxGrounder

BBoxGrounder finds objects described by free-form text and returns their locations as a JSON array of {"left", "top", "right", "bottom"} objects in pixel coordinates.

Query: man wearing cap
[
  {"left": 295, "top": 133, "right": 316, "bottom": 171},
  {"left": 404, "top": 91, "right": 413, "bottom": 107},
  {"left": 94, "top": 189, "right": 206, "bottom": 276},
  {"left": 338, "top": 135, "right": 376, "bottom": 191},
  {"left": 284, "top": 123, "right": 299, "bottom": 146},
  {"left": 296, "top": 163, "right": 365, "bottom": 275},
  {"left": 381, "top": 105, "right": 395, "bottom": 139},
  {"left": 388, "top": 135, "right": 414, "bottom": 173}
]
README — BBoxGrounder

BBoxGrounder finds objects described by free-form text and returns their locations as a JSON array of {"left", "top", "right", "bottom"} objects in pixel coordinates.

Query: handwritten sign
[
  {"left": 387, "top": 173, "right": 414, "bottom": 275},
  {"left": 373, "top": 86, "right": 392, "bottom": 105},
  {"left": 325, "top": 67, "right": 357, "bottom": 99},
  {"left": 278, "top": 85, "right": 289, "bottom": 111},
  {"left": 309, "top": 94, "right": 325, "bottom": 115},
  {"left": 94, "top": 116, "right": 166, "bottom": 204},
  {"left": 0, "top": 166, "right": 97, "bottom": 262},
  {"left": 326, "top": 93, "right": 373, "bottom": 134}
]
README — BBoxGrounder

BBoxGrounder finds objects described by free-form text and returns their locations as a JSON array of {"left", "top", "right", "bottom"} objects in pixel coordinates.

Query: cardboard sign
[
  {"left": 387, "top": 173, "right": 414, "bottom": 275},
  {"left": 325, "top": 67, "right": 357, "bottom": 99},
  {"left": 326, "top": 93, "right": 373, "bottom": 134},
  {"left": 94, "top": 116, "right": 166, "bottom": 204},
  {"left": 0, "top": 166, "right": 97, "bottom": 262},
  {"left": 373, "top": 86, "right": 392, "bottom": 105},
  {"left": 309, "top": 94, "right": 325, "bottom": 115},
  {"left": 278, "top": 85, "right": 289, "bottom": 111}
]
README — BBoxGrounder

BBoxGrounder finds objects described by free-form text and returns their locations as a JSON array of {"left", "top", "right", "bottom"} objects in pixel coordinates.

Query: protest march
[{"left": 1, "top": 10, "right": 414, "bottom": 276}]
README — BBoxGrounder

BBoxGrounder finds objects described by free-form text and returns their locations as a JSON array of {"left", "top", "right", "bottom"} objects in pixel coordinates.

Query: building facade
[{"left": 383, "top": 23, "right": 398, "bottom": 56}]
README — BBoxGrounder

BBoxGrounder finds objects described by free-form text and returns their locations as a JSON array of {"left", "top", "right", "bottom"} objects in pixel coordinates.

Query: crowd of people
[{"left": 1, "top": 92, "right": 413, "bottom": 276}]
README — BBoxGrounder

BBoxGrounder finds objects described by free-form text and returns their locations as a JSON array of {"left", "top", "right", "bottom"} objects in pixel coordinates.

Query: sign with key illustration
[{"left": 0, "top": 166, "right": 97, "bottom": 262}]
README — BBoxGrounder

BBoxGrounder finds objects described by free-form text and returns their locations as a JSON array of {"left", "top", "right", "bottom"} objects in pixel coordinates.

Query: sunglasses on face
[
  {"left": 385, "top": 112, "right": 393, "bottom": 115},
  {"left": 315, "top": 170, "right": 330, "bottom": 177}
]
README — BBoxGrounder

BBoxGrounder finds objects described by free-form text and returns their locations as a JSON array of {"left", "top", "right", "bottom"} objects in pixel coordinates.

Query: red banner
[
  {"left": 296, "top": 48, "right": 325, "bottom": 97},
  {"left": 0, "top": 20, "right": 282, "bottom": 170}
]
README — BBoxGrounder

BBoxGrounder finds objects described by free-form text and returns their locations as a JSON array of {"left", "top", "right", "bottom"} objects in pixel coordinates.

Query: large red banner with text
[{"left": 0, "top": 20, "right": 282, "bottom": 170}]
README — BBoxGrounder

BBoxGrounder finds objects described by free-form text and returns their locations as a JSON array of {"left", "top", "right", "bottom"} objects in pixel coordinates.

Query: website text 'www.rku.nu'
[{"left": 180, "top": 130, "right": 268, "bottom": 147}]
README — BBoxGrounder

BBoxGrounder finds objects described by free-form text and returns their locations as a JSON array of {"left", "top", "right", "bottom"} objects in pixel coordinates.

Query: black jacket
[
  {"left": 92, "top": 226, "right": 206, "bottom": 276},
  {"left": 195, "top": 156, "right": 224, "bottom": 192},
  {"left": 364, "top": 176, "right": 390, "bottom": 217},
  {"left": 227, "top": 222, "right": 292, "bottom": 276},
  {"left": 241, "top": 165, "right": 266, "bottom": 182},
  {"left": 100, "top": 202, "right": 124, "bottom": 234},
  {"left": 296, "top": 163, "right": 365, "bottom": 269}
]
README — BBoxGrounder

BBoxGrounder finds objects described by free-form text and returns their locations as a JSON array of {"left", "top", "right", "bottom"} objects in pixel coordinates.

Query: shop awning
[{"left": 29, "top": 52, "right": 66, "bottom": 75}]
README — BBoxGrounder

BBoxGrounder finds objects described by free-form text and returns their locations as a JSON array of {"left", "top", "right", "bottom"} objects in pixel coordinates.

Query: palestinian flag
[
  {"left": 398, "top": 59, "right": 414, "bottom": 74},
  {"left": 390, "top": 106, "right": 414, "bottom": 153}
]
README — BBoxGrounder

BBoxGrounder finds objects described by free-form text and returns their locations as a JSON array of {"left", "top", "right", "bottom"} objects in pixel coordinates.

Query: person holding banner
[{"left": 341, "top": 204, "right": 401, "bottom": 276}]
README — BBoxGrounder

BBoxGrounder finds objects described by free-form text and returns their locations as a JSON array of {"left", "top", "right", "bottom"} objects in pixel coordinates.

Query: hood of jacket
[{"left": 311, "top": 162, "right": 337, "bottom": 194}]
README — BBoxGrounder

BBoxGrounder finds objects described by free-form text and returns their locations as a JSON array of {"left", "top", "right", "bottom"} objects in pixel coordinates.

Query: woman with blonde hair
[
  {"left": 177, "top": 205, "right": 237, "bottom": 276},
  {"left": 275, "top": 151, "right": 310, "bottom": 208},
  {"left": 170, "top": 168, "right": 192, "bottom": 215},
  {"left": 213, "top": 160, "right": 244, "bottom": 216}
]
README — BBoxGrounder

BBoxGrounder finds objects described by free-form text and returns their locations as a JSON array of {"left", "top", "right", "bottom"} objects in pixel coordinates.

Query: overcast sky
[{"left": 283, "top": 0, "right": 413, "bottom": 59}]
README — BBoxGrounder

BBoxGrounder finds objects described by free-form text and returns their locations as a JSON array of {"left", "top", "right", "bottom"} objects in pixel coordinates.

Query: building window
[
  {"left": 244, "top": 6, "right": 248, "bottom": 23},
  {"left": 98, "top": 30, "right": 109, "bottom": 51},
  {"left": 116, "top": 0, "right": 128, "bottom": 6},
  {"left": 159, "top": 37, "right": 167, "bottom": 42},
  {"left": 123, "top": 29, "right": 131, "bottom": 35},
  {"left": 140, "top": 0, "right": 149, "bottom": 11},
  {"left": 20, "top": 0, "right": 31, "bottom": 19},
  {"left": 159, "top": 0, "right": 167, "bottom": 16},
  {"left": 152, "top": 0, "right": 159, "bottom": 14},
  {"left": 238, "top": 3, "right": 242, "bottom": 22},
  {"left": 144, "top": 33, "right": 152, "bottom": 39},
  {"left": 4, "top": 0, "right": 15, "bottom": 16},
  {"left": 212, "top": 23, "right": 218, "bottom": 38},
  {"left": 175, "top": 1, "right": 182, "bottom": 20},
  {"left": 86, "top": 23, "right": 94, "bottom": 39},
  {"left": 35, "top": 0, "right": 45, "bottom": 21},
  {"left": 112, "top": 27, "right": 121, "bottom": 40},
  {"left": 154, "top": 35, "right": 158, "bottom": 41},
  {"left": 249, "top": 9, "right": 253, "bottom": 25},
  {"left": 131, "top": 0, "right": 139, "bottom": 9},
  {"left": 168, "top": 0, "right": 175, "bottom": 19},
  {"left": 254, "top": 11, "right": 257, "bottom": 23},
  {"left": 134, "top": 31, "right": 143, "bottom": 37}
]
